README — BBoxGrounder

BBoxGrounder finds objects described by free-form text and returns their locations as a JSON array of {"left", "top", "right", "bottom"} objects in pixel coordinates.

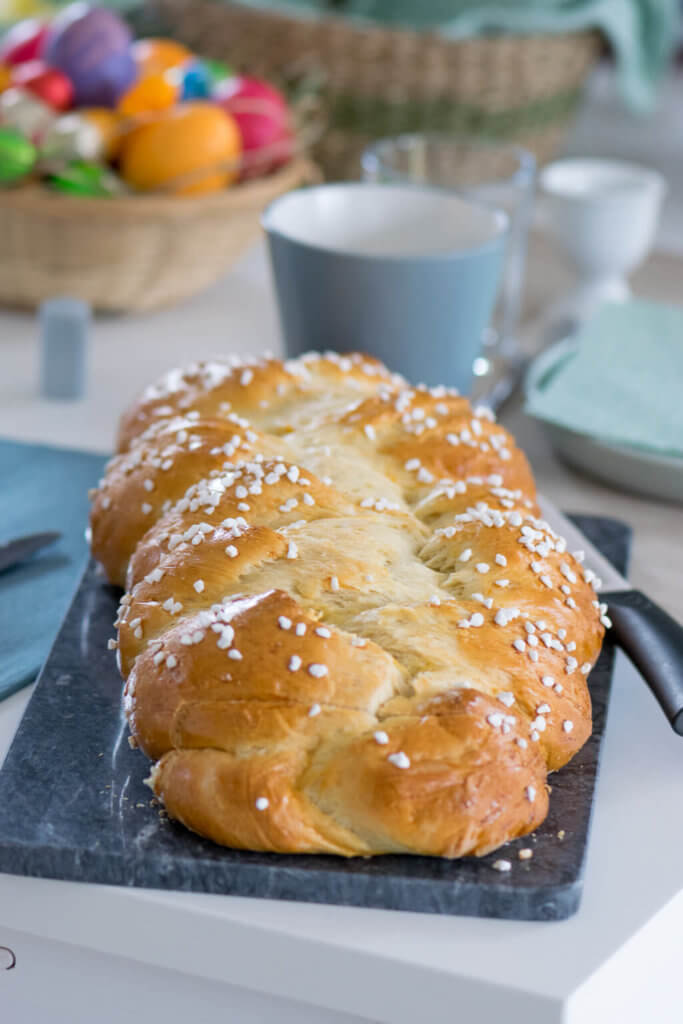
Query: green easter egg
[
  {"left": 204, "top": 58, "right": 233, "bottom": 88},
  {"left": 0, "top": 126, "right": 36, "bottom": 184},
  {"left": 49, "top": 160, "right": 123, "bottom": 198}
]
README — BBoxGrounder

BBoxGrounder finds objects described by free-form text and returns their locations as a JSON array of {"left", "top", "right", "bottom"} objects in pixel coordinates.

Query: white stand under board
[{"left": 1, "top": 653, "right": 681, "bottom": 1023}]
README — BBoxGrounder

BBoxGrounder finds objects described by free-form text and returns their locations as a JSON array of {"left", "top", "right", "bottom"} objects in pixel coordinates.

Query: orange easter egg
[
  {"left": 0, "top": 64, "right": 12, "bottom": 92},
  {"left": 79, "top": 107, "right": 123, "bottom": 161},
  {"left": 117, "top": 71, "right": 179, "bottom": 118},
  {"left": 119, "top": 102, "right": 242, "bottom": 195},
  {"left": 131, "top": 38, "right": 192, "bottom": 77}
]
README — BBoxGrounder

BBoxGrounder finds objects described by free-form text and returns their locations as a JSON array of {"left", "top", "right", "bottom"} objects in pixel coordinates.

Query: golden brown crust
[
  {"left": 116, "top": 352, "right": 401, "bottom": 454},
  {"left": 122, "top": 457, "right": 361, "bottom": 592},
  {"left": 304, "top": 689, "right": 549, "bottom": 857},
  {"left": 123, "top": 588, "right": 401, "bottom": 760},
  {"left": 151, "top": 748, "right": 370, "bottom": 856},
  {"left": 92, "top": 351, "right": 605, "bottom": 859},
  {"left": 90, "top": 417, "right": 286, "bottom": 585}
]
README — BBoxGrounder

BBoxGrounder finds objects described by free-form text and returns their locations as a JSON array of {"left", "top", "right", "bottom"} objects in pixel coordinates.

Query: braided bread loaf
[{"left": 90, "top": 352, "right": 605, "bottom": 859}]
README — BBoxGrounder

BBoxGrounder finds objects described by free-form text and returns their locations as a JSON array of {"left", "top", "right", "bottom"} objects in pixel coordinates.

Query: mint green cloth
[
  {"left": 525, "top": 301, "right": 683, "bottom": 457},
  {"left": 230, "top": 0, "right": 678, "bottom": 110}
]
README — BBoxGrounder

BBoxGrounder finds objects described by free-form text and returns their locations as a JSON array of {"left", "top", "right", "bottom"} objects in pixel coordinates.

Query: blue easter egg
[{"left": 181, "top": 60, "right": 212, "bottom": 101}]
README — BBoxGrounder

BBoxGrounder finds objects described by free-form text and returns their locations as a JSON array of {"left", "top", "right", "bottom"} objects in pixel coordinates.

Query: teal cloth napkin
[
  {"left": 0, "top": 440, "right": 107, "bottom": 701},
  {"left": 525, "top": 300, "right": 683, "bottom": 457},
  {"left": 230, "top": 0, "right": 679, "bottom": 110}
]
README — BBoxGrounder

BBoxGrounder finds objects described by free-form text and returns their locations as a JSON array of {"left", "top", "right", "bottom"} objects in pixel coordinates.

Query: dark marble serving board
[{"left": 0, "top": 516, "right": 629, "bottom": 920}]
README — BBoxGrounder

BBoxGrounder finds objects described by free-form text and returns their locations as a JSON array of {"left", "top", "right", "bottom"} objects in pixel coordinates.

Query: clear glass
[{"left": 361, "top": 135, "right": 536, "bottom": 398}]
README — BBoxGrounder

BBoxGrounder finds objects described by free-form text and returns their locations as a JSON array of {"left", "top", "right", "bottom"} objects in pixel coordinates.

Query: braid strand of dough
[{"left": 90, "top": 352, "right": 604, "bottom": 859}]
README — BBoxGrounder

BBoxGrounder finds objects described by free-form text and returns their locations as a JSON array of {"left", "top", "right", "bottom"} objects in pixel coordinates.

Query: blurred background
[
  {"left": 0, "top": 2, "right": 681, "bottom": 302},
  {"left": 0, "top": 0, "right": 682, "bottom": 526}
]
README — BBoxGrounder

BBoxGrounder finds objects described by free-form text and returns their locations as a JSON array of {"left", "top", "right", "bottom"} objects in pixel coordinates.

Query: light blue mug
[{"left": 262, "top": 183, "right": 508, "bottom": 391}]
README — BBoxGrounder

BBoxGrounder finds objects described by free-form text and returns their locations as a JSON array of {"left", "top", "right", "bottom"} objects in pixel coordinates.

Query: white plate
[{"left": 525, "top": 338, "right": 683, "bottom": 504}]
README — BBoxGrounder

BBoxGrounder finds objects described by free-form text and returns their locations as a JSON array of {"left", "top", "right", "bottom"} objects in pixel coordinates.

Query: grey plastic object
[{"left": 39, "top": 298, "right": 90, "bottom": 400}]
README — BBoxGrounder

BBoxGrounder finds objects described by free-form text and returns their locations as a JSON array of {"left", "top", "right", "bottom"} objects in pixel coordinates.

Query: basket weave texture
[
  {"left": 151, "top": 0, "right": 601, "bottom": 178},
  {"left": 0, "top": 157, "right": 315, "bottom": 313}
]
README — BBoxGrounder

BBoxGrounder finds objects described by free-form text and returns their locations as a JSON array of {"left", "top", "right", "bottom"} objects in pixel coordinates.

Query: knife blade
[
  {"left": 538, "top": 497, "right": 629, "bottom": 592},
  {"left": 0, "top": 532, "right": 61, "bottom": 574},
  {"left": 539, "top": 496, "right": 683, "bottom": 735}
]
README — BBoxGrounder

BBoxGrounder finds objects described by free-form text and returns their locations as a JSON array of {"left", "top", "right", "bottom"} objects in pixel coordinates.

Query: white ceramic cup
[{"left": 539, "top": 158, "right": 666, "bottom": 331}]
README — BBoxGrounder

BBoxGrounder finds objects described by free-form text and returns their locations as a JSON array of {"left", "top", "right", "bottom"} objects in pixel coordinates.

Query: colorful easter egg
[
  {"left": 0, "top": 18, "right": 48, "bottom": 66},
  {"left": 0, "top": 86, "right": 54, "bottom": 142},
  {"left": 2, "top": 0, "right": 51, "bottom": 18},
  {"left": 117, "top": 70, "right": 180, "bottom": 118},
  {"left": 204, "top": 58, "right": 232, "bottom": 88},
  {"left": 44, "top": 4, "right": 135, "bottom": 107},
  {"left": 119, "top": 102, "right": 242, "bottom": 196},
  {"left": 0, "top": 125, "right": 36, "bottom": 182},
  {"left": 131, "top": 37, "right": 191, "bottom": 77},
  {"left": 214, "top": 75, "right": 293, "bottom": 178},
  {"left": 10, "top": 60, "right": 73, "bottom": 110},
  {"left": 180, "top": 60, "right": 212, "bottom": 101},
  {"left": 49, "top": 158, "right": 122, "bottom": 196},
  {"left": 40, "top": 111, "right": 111, "bottom": 167}
]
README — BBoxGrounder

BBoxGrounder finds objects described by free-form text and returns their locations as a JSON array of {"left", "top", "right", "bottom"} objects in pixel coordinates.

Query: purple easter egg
[{"left": 45, "top": 4, "right": 136, "bottom": 107}]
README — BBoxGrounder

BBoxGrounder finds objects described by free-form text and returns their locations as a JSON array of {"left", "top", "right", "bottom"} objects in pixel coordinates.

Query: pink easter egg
[{"left": 214, "top": 75, "right": 293, "bottom": 179}]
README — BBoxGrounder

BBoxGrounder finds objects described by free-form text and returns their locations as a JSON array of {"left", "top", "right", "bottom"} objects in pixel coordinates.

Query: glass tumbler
[{"left": 361, "top": 135, "right": 536, "bottom": 396}]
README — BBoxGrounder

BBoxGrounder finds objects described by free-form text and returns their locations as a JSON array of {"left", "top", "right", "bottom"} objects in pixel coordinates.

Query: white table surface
[
  {"left": 1, "top": 68, "right": 683, "bottom": 1023},
  {"left": 1, "top": 649, "right": 681, "bottom": 1023}
]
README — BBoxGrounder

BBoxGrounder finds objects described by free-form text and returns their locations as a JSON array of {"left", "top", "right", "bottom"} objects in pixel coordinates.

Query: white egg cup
[{"left": 539, "top": 158, "right": 666, "bottom": 336}]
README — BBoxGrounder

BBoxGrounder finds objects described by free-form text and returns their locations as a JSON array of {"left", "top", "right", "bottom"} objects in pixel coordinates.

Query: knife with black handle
[{"left": 539, "top": 498, "right": 683, "bottom": 736}]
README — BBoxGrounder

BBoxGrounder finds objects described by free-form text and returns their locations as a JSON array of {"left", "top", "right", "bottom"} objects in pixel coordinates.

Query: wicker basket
[
  {"left": 150, "top": 0, "right": 602, "bottom": 179},
  {"left": 0, "top": 156, "right": 316, "bottom": 312}
]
